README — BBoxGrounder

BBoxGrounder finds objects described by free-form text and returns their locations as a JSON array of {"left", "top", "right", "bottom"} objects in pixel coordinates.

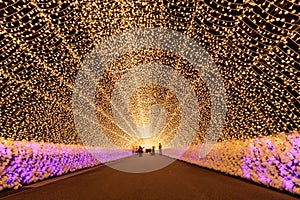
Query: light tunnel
[{"left": 0, "top": 0, "right": 299, "bottom": 199}]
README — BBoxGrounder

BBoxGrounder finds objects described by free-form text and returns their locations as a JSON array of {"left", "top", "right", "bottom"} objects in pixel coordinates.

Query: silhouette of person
[
  {"left": 151, "top": 146, "right": 155, "bottom": 156},
  {"left": 159, "top": 143, "right": 162, "bottom": 155},
  {"left": 138, "top": 146, "right": 143, "bottom": 157}
]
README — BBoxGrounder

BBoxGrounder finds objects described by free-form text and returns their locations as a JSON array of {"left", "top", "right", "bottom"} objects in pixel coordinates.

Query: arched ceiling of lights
[{"left": 0, "top": 0, "right": 299, "bottom": 146}]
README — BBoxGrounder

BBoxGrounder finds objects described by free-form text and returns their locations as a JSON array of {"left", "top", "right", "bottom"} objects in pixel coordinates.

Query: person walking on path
[{"left": 159, "top": 143, "right": 162, "bottom": 155}]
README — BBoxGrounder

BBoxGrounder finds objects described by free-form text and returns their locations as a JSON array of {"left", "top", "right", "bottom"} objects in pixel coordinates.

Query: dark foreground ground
[{"left": 0, "top": 155, "right": 298, "bottom": 200}]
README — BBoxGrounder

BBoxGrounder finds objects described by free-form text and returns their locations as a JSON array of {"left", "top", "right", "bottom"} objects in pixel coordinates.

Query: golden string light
[
  {"left": 94, "top": 49, "right": 211, "bottom": 148},
  {"left": 0, "top": 0, "right": 299, "bottom": 146}
]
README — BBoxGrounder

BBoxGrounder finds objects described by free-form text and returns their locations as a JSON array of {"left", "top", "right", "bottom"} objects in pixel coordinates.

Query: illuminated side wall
[
  {"left": 165, "top": 131, "right": 300, "bottom": 195},
  {"left": 0, "top": 138, "right": 131, "bottom": 191}
]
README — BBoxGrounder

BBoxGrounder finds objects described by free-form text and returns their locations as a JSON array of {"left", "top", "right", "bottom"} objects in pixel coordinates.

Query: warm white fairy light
[{"left": 0, "top": 0, "right": 299, "bottom": 146}]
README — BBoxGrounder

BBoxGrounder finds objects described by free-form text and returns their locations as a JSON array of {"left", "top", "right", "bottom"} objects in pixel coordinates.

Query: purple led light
[
  {"left": 0, "top": 139, "right": 131, "bottom": 191},
  {"left": 164, "top": 132, "right": 300, "bottom": 195}
]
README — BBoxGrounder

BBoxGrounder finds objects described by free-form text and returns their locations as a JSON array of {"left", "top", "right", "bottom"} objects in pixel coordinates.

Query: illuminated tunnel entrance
[{"left": 0, "top": 0, "right": 299, "bottom": 199}]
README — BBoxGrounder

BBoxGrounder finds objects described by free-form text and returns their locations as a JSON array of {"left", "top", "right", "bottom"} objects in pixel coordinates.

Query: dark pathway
[{"left": 0, "top": 156, "right": 298, "bottom": 200}]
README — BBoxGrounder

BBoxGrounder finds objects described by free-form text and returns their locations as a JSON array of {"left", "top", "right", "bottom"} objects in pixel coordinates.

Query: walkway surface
[{"left": 0, "top": 155, "right": 298, "bottom": 200}]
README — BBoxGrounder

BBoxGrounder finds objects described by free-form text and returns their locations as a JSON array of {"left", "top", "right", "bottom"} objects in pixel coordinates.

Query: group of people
[{"left": 134, "top": 143, "right": 163, "bottom": 157}]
